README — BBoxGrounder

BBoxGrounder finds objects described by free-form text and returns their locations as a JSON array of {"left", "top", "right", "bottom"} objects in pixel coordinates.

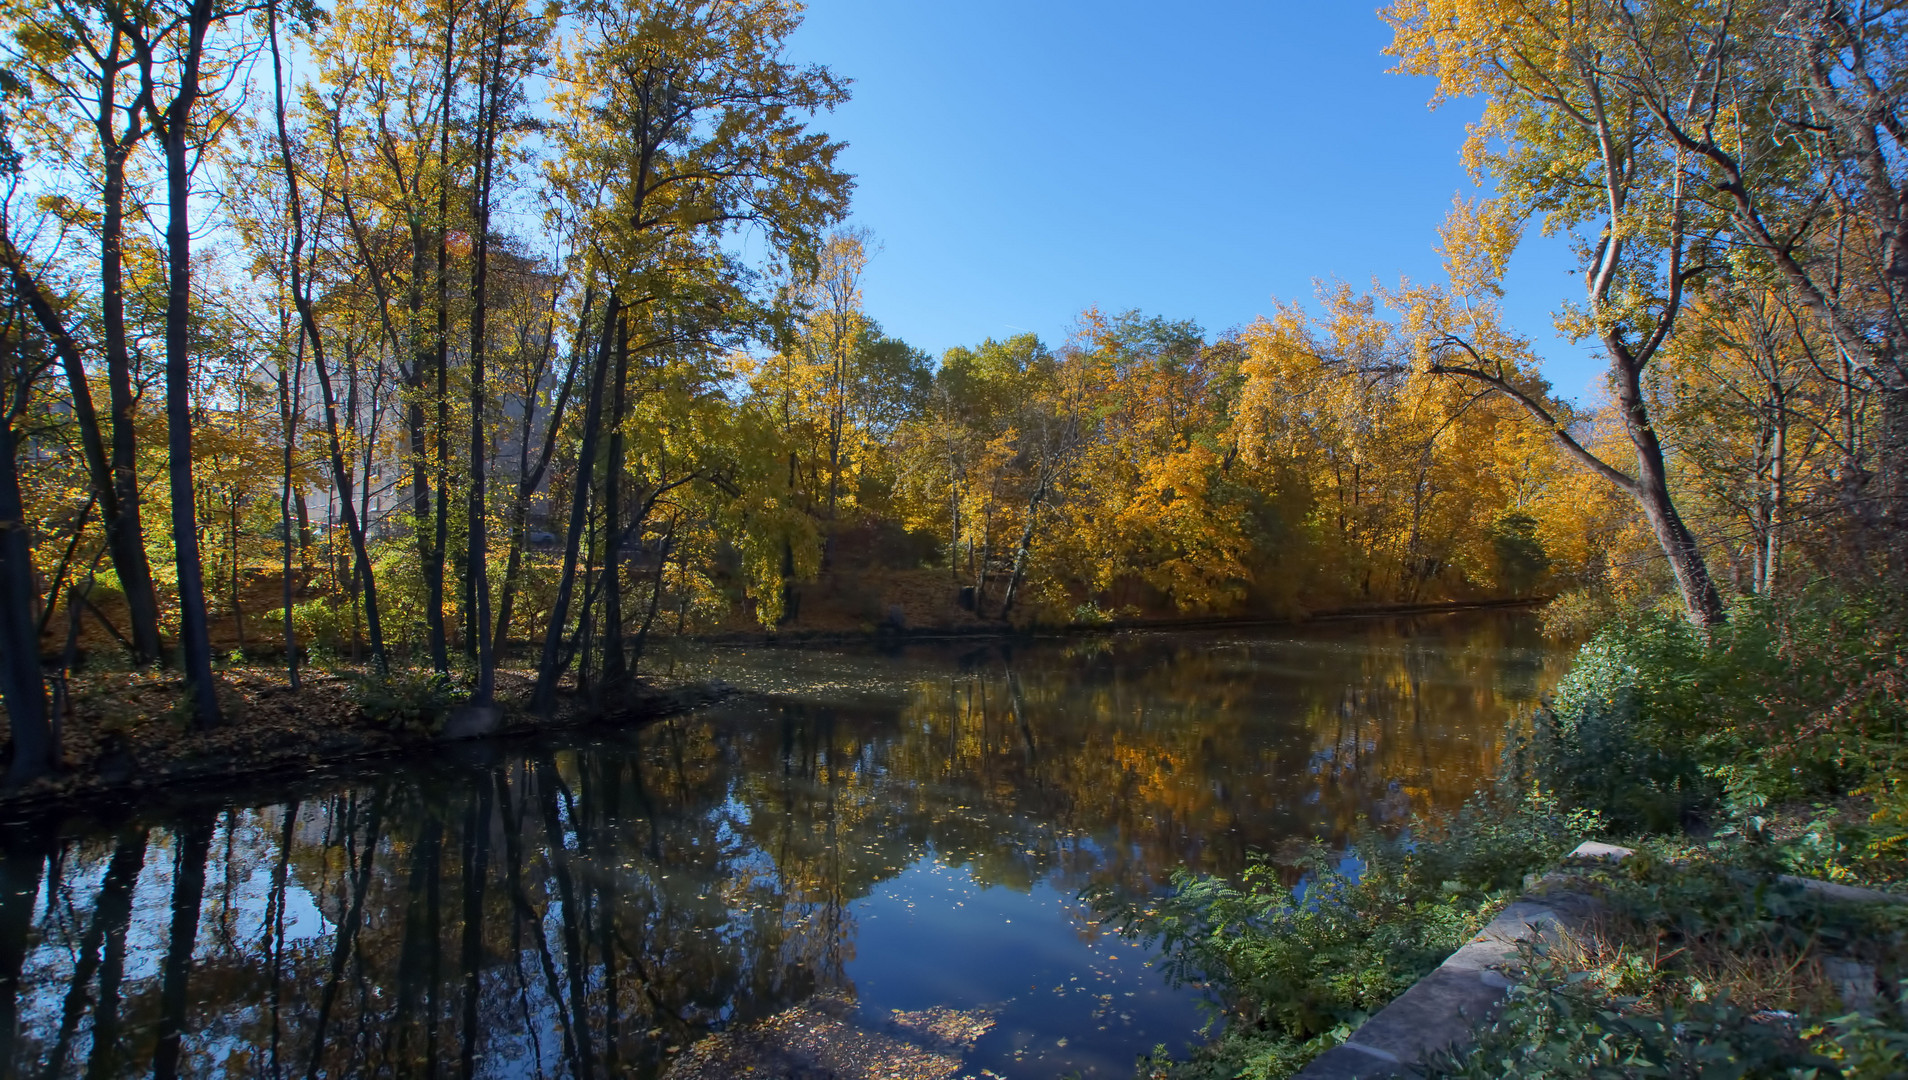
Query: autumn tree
[
  {"left": 530, "top": 0, "right": 851, "bottom": 707},
  {"left": 3, "top": 0, "right": 175, "bottom": 664},
  {"left": 1588, "top": 0, "right": 1908, "bottom": 563},
  {"left": 1388, "top": 0, "right": 1729, "bottom": 626}
]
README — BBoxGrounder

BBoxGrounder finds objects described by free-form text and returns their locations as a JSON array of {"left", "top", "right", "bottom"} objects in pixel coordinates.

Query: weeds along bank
[{"left": 1117, "top": 584, "right": 1908, "bottom": 1080}]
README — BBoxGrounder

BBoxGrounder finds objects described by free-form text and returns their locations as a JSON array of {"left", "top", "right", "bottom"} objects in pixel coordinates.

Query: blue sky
[{"left": 785, "top": 0, "right": 1607, "bottom": 401}]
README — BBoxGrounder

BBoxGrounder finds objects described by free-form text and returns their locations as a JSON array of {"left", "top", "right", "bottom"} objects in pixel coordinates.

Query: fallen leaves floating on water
[{"left": 665, "top": 993, "right": 997, "bottom": 1080}]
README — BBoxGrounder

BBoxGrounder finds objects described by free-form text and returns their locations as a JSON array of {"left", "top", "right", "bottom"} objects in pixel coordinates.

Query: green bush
[
  {"left": 346, "top": 667, "right": 465, "bottom": 734},
  {"left": 1510, "top": 612, "right": 1715, "bottom": 832},
  {"left": 1489, "top": 510, "right": 1551, "bottom": 597},
  {"left": 1106, "top": 803, "right": 1594, "bottom": 1080},
  {"left": 1425, "top": 840, "right": 1908, "bottom": 1078},
  {"left": 1540, "top": 588, "right": 1619, "bottom": 641},
  {"left": 274, "top": 598, "right": 357, "bottom": 653},
  {"left": 1510, "top": 586, "right": 1908, "bottom": 836}
]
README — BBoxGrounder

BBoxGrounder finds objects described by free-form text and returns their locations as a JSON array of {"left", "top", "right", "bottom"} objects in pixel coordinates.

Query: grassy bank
[{"left": 1117, "top": 584, "right": 1908, "bottom": 1079}]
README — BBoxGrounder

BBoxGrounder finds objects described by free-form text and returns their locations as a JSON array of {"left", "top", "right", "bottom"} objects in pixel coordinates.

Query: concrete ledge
[
  {"left": 1290, "top": 842, "right": 1905, "bottom": 1079},
  {"left": 1292, "top": 898, "right": 1566, "bottom": 1078}
]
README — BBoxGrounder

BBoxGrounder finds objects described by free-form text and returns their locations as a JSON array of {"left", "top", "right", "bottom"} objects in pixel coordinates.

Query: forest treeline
[{"left": 0, "top": 0, "right": 1902, "bottom": 783}]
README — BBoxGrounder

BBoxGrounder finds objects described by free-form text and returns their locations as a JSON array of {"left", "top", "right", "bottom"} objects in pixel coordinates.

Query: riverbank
[{"left": 0, "top": 665, "right": 732, "bottom": 814}]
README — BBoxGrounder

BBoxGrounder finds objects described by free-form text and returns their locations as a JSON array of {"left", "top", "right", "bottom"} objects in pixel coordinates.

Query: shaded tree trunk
[
  {"left": 428, "top": 3, "right": 459, "bottom": 673},
  {"left": 0, "top": 413, "right": 54, "bottom": 786},
  {"left": 278, "top": 319, "right": 303, "bottom": 689},
  {"left": 93, "top": 30, "right": 166, "bottom": 665},
  {"left": 156, "top": 0, "right": 223, "bottom": 727},
  {"left": 466, "top": 7, "right": 509, "bottom": 701},
  {"left": 0, "top": 242, "right": 158, "bottom": 666},
  {"left": 532, "top": 294, "right": 619, "bottom": 714},
  {"left": 598, "top": 316, "right": 631, "bottom": 692}
]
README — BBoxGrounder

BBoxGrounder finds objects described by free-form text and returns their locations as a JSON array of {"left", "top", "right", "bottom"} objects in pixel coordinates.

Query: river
[{"left": 0, "top": 612, "right": 1568, "bottom": 1079}]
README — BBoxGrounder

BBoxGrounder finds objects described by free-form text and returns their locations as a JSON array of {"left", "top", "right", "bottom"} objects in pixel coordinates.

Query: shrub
[
  {"left": 1424, "top": 964, "right": 1839, "bottom": 1079},
  {"left": 1490, "top": 511, "right": 1551, "bottom": 597},
  {"left": 274, "top": 598, "right": 357, "bottom": 654},
  {"left": 346, "top": 667, "right": 465, "bottom": 734},
  {"left": 1509, "top": 586, "right": 1908, "bottom": 835},
  {"left": 1509, "top": 612, "right": 1715, "bottom": 832},
  {"left": 1106, "top": 802, "right": 1595, "bottom": 1080}
]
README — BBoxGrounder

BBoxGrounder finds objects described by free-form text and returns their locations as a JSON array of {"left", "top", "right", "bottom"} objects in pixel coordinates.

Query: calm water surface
[{"left": 1, "top": 614, "right": 1568, "bottom": 1079}]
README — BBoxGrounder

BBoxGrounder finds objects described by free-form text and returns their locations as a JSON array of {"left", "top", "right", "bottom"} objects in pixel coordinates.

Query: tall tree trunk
[
  {"left": 0, "top": 416, "right": 54, "bottom": 786},
  {"left": 1878, "top": 387, "right": 1908, "bottom": 575},
  {"left": 269, "top": 8, "right": 388, "bottom": 672},
  {"left": 532, "top": 294, "right": 619, "bottom": 714},
  {"left": 598, "top": 315, "right": 630, "bottom": 692},
  {"left": 278, "top": 318, "right": 302, "bottom": 689},
  {"left": 408, "top": 358, "right": 441, "bottom": 664},
  {"left": 466, "top": 11, "right": 507, "bottom": 702},
  {"left": 1611, "top": 351, "right": 1724, "bottom": 627},
  {"left": 1765, "top": 401, "right": 1785, "bottom": 594},
  {"left": 0, "top": 242, "right": 157, "bottom": 666},
  {"left": 93, "top": 32, "right": 165, "bottom": 666},
  {"left": 428, "top": 1, "right": 459, "bottom": 674},
  {"left": 159, "top": 0, "right": 223, "bottom": 728},
  {"left": 997, "top": 477, "right": 1048, "bottom": 620},
  {"left": 228, "top": 495, "right": 244, "bottom": 654}
]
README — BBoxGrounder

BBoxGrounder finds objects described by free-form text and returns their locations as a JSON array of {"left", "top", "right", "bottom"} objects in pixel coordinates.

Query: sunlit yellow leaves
[{"left": 1438, "top": 196, "right": 1522, "bottom": 300}]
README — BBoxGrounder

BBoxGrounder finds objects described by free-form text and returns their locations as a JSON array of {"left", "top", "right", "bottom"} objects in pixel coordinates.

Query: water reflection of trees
[{"left": 0, "top": 616, "right": 1561, "bottom": 1078}]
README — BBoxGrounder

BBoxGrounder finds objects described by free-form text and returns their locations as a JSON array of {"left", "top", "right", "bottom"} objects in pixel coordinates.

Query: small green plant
[
  {"left": 1070, "top": 602, "right": 1114, "bottom": 625},
  {"left": 1425, "top": 851, "right": 1908, "bottom": 1079},
  {"left": 274, "top": 598, "right": 356, "bottom": 652},
  {"left": 1100, "top": 801, "right": 1597, "bottom": 1079},
  {"left": 1423, "top": 956, "right": 1835, "bottom": 1079},
  {"left": 347, "top": 668, "right": 466, "bottom": 734}
]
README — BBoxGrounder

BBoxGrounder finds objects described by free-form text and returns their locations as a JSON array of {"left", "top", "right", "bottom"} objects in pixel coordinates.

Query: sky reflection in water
[{"left": 0, "top": 613, "right": 1568, "bottom": 1078}]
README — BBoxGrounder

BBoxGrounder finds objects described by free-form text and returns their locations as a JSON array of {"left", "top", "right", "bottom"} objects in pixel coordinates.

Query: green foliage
[
  {"left": 346, "top": 667, "right": 466, "bottom": 734},
  {"left": 1069, "top": 601, "right": 1114, "bottom": 625},
  {"left": 1489, "top": 510, "right": 1550, "bottom": 596},
  {"left": 1424, "top": 961, "right": 1840, "bottom": 1080},
  {"left": 1425, "top": 840, "right": 1908, "bottom": 1078},
  {"left": 1106, "top": 802, "right": 1595, "bottom": 1080},
  {"left": 275, "top": 598, "right": 355, "bottom": 653},
  {"left": 1510, "top": 612, "right": 1715, "bottom": 832},
  {"left": 1509, "top": 587, "right": 1908, "bottom": 838}
]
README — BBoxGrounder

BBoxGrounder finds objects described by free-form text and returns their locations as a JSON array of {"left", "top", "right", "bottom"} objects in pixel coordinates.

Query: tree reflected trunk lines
[{"left": 0, "top": 620, "right": 1562, "bottom": 1078}]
